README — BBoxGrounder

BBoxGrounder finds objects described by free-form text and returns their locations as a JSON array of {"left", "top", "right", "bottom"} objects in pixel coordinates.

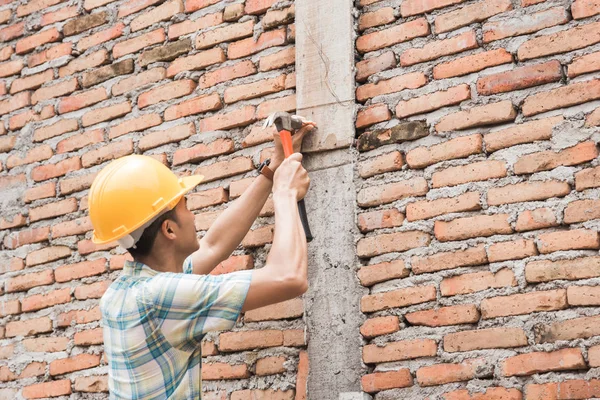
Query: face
[{"left": 172, "top": 196, "right": 200, "bottom": 255}]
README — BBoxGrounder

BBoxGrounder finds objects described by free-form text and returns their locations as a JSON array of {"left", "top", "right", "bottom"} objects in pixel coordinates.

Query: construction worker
[{"left": 90, "top": 122, "right": 315, "bottom": 399}]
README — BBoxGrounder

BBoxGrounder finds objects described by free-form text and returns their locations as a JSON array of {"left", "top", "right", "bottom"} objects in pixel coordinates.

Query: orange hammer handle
[{"left": 280, "top": 130, "right": 294, "bottom": 158}]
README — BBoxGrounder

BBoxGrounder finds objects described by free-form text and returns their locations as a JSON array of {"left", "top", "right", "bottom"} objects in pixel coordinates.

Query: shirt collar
[{"left": 123, "top": 259, "right": 160, "bottom": 278}]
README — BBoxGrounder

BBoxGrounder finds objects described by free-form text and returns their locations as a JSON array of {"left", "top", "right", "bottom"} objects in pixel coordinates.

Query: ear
[{"left": 161, "top": 219, "right": 177, "bottom": 240}]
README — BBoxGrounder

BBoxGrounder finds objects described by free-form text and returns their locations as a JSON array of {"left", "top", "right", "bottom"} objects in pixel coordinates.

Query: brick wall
[
  {"left": 0, "top": 0, "right": 304, "bottom": 398},
  {"left": 355, "top": 0, "right": 600, "bottom": 398}
]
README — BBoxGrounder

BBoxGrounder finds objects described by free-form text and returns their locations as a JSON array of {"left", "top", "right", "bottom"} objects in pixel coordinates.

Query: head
[{"left": 127, "top": 196, "right": 199, "bottom": 261}]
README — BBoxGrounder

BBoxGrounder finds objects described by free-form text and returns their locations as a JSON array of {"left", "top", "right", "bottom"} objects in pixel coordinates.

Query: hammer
[{"left": 264, "top": 111, "right": 314, "bottom": 242}]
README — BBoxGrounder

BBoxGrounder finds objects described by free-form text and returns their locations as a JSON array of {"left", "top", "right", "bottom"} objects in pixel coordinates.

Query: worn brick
[
  {"left": 569, "top": 286, "right": 600, "bottom": 306},
  {"left": 109, "top": 113, "right": 162, "bottom": 139},
  {"left": 169, "top": 13, "right": 223, "bottom": 40},
  {"left": 358, "top": 177, "right": 428, "bottom": 207},
  {"left": 407, "top": 192, "right": 481, "bottom": 223},
  {"left": 518, "top": 21, "right": 600, "bottom": 61},
  {"left": 22, "top": 380, "right": 71, "bottom": 399},
  {"left": 211, "top": 255, "right": 254, "bottom": 276},
  {"left": 60, "top": 172, "right": 97, "bottom": 195},
  {"left": 575, "top": 165, "right": 600, "bottom": 191},
  {"left": 74, "top": 375, "right": 108, "bottom": 392},
  {"left": 32, "top": 156, "right": 82, "bottom": 182},
  {"left": 401, "top": 0, "right": 466, "bottom": 16},
  {"left": 228, "top": 28, "right": 286, "bottom": 60},
  {"left": 397, "top": 84, "right": 471, "bottom": 118},
  {"left": 432, "top": 160, "right": 507, "bottom": 188},
  {"left": 406, "top": 304, "right": 480, "bottom": 327},
  {"left": 199, "top": 60, "right": 257, "bottom": 89},
  {"left": 50, "top": 354, "right": 101, "bottom": 376},
  {"left": 75, "top": 280, "right": 111, "bottom": 300},
  {"left": 197, "top": 20, "right": 254, "bottom": 49},
  {"left": 441, "top": 269, "right": 516, "bottom": 296},
  {"left": 21, "top": 288, "right": 71, "bottom": 312},
  {"left": 356, "top": 51, "right": 396, "bottom": 82},
  {"left": 16, "top": 27, "right": 61, "bottom": 55},
  {"left": 526, "top": 256, "right": 600, "bottom": 283},
  {"left": 194, "top": 157, "right": 254, "bottom": 183},
  {"left": 362, "top": 369, "right": 413, "bottom": 393},
  {"left": 569, "top": 51, "right": 600, "bottom": 78},
  {"left": 417, "top": 358, "right": 486, "bottom": 387},
  {"left": 477, "top": 60, "right": 562, "bottom": 96},
  {"left": 488, "top": 180, "right": 570, "bottom": 206},
  {"left": 565, "top": 199, "right": 600, "bottom": 223},
  {"left": 138, "top": 79, "right": 196, "bottom": 109},
  {"left": 30, "top": 198, "right": 78, "bottom": 222},
  {"left": 358, "top": 209, "right": 405, "bottom": 233},
  {"left": 357, "top": 18, "right": 430, "bottom": 53},
  {"left": 514, "top": 142, "right": 598, "bottom": 175},
  {"left": 361, "top": 285, "right": 436, "bottom": 312},
  {"left": 406, "top": 134, "right": 481, "bottom": 169},
  {"left": 112, "top": 27, "right": 165, "bottom": 59},
  {"left": 516, "top": 207, "right": 558, "bottom": 231},
  {"left": 199, "top": 105, "right": 256, "bottom": 132},
  {"left": 33, "top": 119, "right": 79, "bottom": 143},
  {"left": 82, "top": 139, "right": 133, "bottom": 167},
  {"left": 363, "top": 339, "right": 437, "bottom": 363},
  {"left": 57, "top": 129, "right": 104, "bottom": 154},
  {"left": 481, "top": 289, "right": 567, "bottom": 318},
  {"left": 435, "top": 0, "right": 512, "bottom": 33},
  {"left": 412, "top": 245, "right": 487, "bottom": 275},
  {"left": 357, "top": 230, "right": 431, "bottom": 258},
  {"left": 55, "top": 259, "right": 106, "bottom": 283},
  {"left": 484, "top": 116, "right": 563, "bottom": 153},
  {"left": 259, "top": 46, "right": 295, "bottom": 72},
  {"left": 4, "top": 226, "right": 50, "bottom": 249},
  {"left": 444, "top": 328, "right": 527, "bottom": 352},
  {"left": 503, "top": 348, "right": 585, "bottom": 377},
  {"left": 6, "top": 316, "right": 53, "bottom": 337},
  {"left": 241, "top": 224, "right": 274, "bottom": 248},
  {"left": 524, "top": 79, "right": 600, "bottom": 116},
  {"left": 255, "top": 356, "right": 286, "bottom": 376},
  {"left": 358, "top": 151, "right": 404, "bottom": 179},
  {"left": 10, "top": 69, "right": 54, "bottom": 94},
  {"left": 173, "top": 138, "right": 233, "bottom": 166},
  {"left": 23, "top": 182, "right": 56, "bottom": 203},
  {"left": 484, "top": 7, "right": 569, "bottom": 43},
  {"left": 58, "top": 87, "right": 108, "bottom": 115},
  {"left": 488, "top": 239, "right": 537, "bottom": 262},
  {"left": 401, "top": 31, "right": 478, "bottom": 67},
  {"left": 63, "top": 11, "right": 108, "bottom": 36},
  {"left": 139, "top": 122, "right": 194, "bottom": 151},
  {"left": 357, "top": 72, "right": 426, "bottom": 102},
  {"left": 244, "top": 298, "right": 303, "bottom": 322},
  {"left": 57, "top": 306, "right": 101, "bottom": 327},
  {"left": 23, "top": 337, "right": 69, "bottom": 353},
  {"left": 359, "top": 7, "right": 395, "bottom": 31},
  {"left": 537, "top": 229, "right": 599, "bottom": 254},
  {"left": 357, "top": 121, "right": 429, "bottom": 152},
  {"left": 219, "top": 330, "right": 283, "bottom": 352},
  {"left": 82, "top": 59, "right": 134, "bottom": 89},
  {"left": 360, "top": 316, "right": 400, "bottom": 338},
  {"left": 225, "top": 75, "right": 286, "bottom": 104},
  {"left": 436, "top": 101, "right": 517, "bottom": 132},
  {"left": 357, "top": 260, "right": 409, "bottom": 287}
]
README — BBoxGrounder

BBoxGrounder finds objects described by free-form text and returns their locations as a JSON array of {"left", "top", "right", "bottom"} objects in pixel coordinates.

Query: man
[{"left": 91, "top": 122, "right": 315, "bottom": 399}]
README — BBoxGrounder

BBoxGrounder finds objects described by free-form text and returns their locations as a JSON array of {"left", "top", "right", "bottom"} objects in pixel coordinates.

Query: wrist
[{"left": 270, "top": 157, "right": 283, "bottom": 171}]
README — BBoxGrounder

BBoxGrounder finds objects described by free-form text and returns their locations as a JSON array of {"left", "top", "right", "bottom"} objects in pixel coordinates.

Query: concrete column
[{"left": 295, "top": 1, "right": 366, "bottom": 398}]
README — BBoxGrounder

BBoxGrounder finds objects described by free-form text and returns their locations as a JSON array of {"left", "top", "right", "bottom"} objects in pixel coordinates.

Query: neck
[{"left": 135, "top": 247, "right": 185, "bottom": 274}]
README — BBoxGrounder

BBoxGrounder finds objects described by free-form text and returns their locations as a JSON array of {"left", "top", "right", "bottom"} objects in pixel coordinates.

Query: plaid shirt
[{"left": 100, "top": 256, "right": 252, "bottom": 399}]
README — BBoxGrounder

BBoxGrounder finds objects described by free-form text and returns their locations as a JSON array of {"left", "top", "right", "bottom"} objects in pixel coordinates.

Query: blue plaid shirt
[{"left": 99, "top": 256, "right": 252, "bottom": 399}]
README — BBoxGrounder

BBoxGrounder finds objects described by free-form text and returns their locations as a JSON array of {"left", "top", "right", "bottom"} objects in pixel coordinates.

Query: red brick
[
  {"left": 526, "top": 379, "right": 600, "bottom": 400},
  {"left": 436, "top": 101, "right": 517, "bottom": 132},
  {"left": 241, "top": 224, "right": 274, "bottom": 248},
  {"left": 57, "top": 129, "right": 104, "bottom": 154},
  {"left": 168, "top": 13, "right": 223, "bottom": 40},
  {"left": 567, "top": 285, "right": 600, "bottom": 306},
  {"left": 139, "top": 122, "right": 194, "bottom": 151},
  {"left": 358, "top": 177, "right": 429, "bottom": 207},
  {"left": 407, "top": 192, "right": 481, "bottom": 223},
  {"left": 406, "top": 304, "right": 480, "bottom": 327},
  {"left": 82, "top": 139, "right": 133, "bottom": 167},
  {"left": 488, "top": 239, "right": 537, "bottom": 262},
  {"left": 184, "top": 0, "right": 218, "bottom": 12},
  {"left": 255, "top": 356, "right": 286, "bottom": 376},
  {"left": 23, "top": 337, "right": 69, "bottom": 352},
  {"left": 228, "top": 28, "right": 286, "bottom": 60},
  {"left": 357, "top": 71, "right": 426, "bottom": 102},
  {"left": 244, "top": 298, "right": 303, "bottom": 322},
  {"left": 397, "top": 84, "right": 471, "bottom": 118},
  {"left": 78, "top": 239, "right": 118, "bottom": 255},
  {"left": 521, "top": 142, "right": 599, "bottom": 174},
  {"left": 516, "top": 207, "right": 558, "bottom": 232},
  {"left": 259, "top": 46, "right": 295, "bottom": 72},
  {"left": 0, "top": 214, "right": 26, "bottom": 230},
  {"left": 199, "top": 106, "right": 256, "bottom": 132},
  {"left": 517, "top": 21, "right": 600, "bottom": 61},
  {"left": 16, "top": 28, "right": 61, "bottom": 55},
  {"left": 356, "top": 18, "right": 430, "bottom": 53},
  {"left": 112, "top": 67, "right": 165, "bottom": 96},
  {"left": 30, "top": 198, "right": 78, "bottom": 222},
  {"left": 433, "top": 160, "right": 507, "bottom": 188},
  {"left": 484, "top": 116, "right": 563, "bottom": 153},
  {"left": 283, "top": 329, "right": 304, "bottom": 346},
  {"left": 444, "top": 327, "right": 527, "bottom": 352},
  {"left": 112, "top": 27, "right": 164, "bottom": 58},
  {"left": 359, "top": 7, "right": 395, "bottom": 31},
  {"left": 477, "top": 60, "right": 562, "bottom": 96},
  {"left": 357, "top": 260, "right": 409, "bottom": 286},
  {"left": 231, "top": 390, "right": 294, "bottom": 400},
  {"left": 575, "top": 166, "right": 600, "bottom": 190},
  {"left": 50, "top": 354, "right": 101, "bottom": 376},
  {"left": 358, "top": 151, "right": 404, "bottom": 179},
  {"left": 6, "top": 316, "right": 53, "bottom": 337},
  {"left": 202, "top": 362, "right": 250, "bottom": 380},
  {"left": 194, "top": 157, "right": 254, "bottom": 183},
  {"left": 537, "top": 229, "right": 599, "bottom": 254},
  {"left": 357, "top": 208, "right": 405, "bottom": 233},
  {"left": 417, "top": 358, "right": 486, "bottom": 387},
  {"left": 363, "top": 339, "right": 437, "bottom": 363},
  {"left": 406, "top": 134, "right": 481, "bottom": 169},
  {"left": 187, "top": 188, "right": 229, "bottom": 211},
  {"left": 9, "top": 105, "right": 55, "bottom": 131},
  {"left": 210, "top": 255, "right": 254, "bottom": 275},
  {"left": 0, "top": 300, "right": 20, "bottom": 317},
  {"left": 57, "top": 306, "right": 101, "bottom": 327},
  {"left": 32, "top": 156, "right": 82, "bottom": 182},
  {"left": 503, "top": 348, "right": 585, "bottom": 377},
  {"left": 356, "top": 104, "right": 393, "bottom": 129},
  {"left": 60, "top": 172, "right": 98, "bottom": 195},
  {"left": 219, "top": 330, "right": 283, "bottom": 352},
  {"left": 361, "top": 285, "right": 436, "bottom": 313},
  {"left": 538, "top": 315, "right": 600, "bottom": 343},
  {"left": 82, "top": 101, "right": 131, "bottom": 127},
  {"left": 526, "top": 256, "right": 600, "bottom": 283},
  {"left": 441, "top": 268, "right": 516, "bottom": 296},
  {"left": 573, "top": 0, "right": 600, "bottom": 18},
  {"left": 109, "top": 113, "right": 162, "bottom": 139},
  {"left": 481, "top": 289, "right": 567, "bottom": 319},
  {"left": 362, "top": 369, "right": 413, "bottom": 393},
  {"left": 360, "top": 316, "right": 400, "bottom": 338},
  {"left": 21, "top": 288, "right": 71, "bottom": 312},
  {"left": 356, "top": 51, "right": 396, "bottom": 82},
  {"left": 0, "top": 21, "right": 25, "bottom": 42},
  {"left": 26, "top": 245, "right": 72, "bottom": 267},
  {"left": 59, "top": 49, "right": 109, "bottom": 78},
  {"left": 256, "top": 94, "right": 296, "bottom": 119},
  {"left": 22, "top": 380, "right": 72, "bottom": 399},
  {"left": 130, "top": 0, "right": 183, "bottom": 32},
  {"left": 3, "top": 226, "right": 50, "bottom": 249},
  {"left": 357, "top": 230, "right": 431, "bottom": 258},
  {"left": 196, "top": 20, "right": 253, "bottom": 50},
  {"left": 224, "top": 75, "right": 286, "bottom": 105},
  {"left": 6, "top": 270, "right": 54, "bottom": 293},
  {"left": 0, "top": 91, "right": 30, "bottom": 114},
  {"left": 245, "top": 0, "right": 278, "bottom": 14},
  {"left": 29, "top": 43, "right": 73, "bottom": 69},
  {"left": 0, "top": 174, "right": 26, "bottom": 190},
  {"left": 138, "top": 79, "right": 195, "bottom": 109},
  {"left": 74, "top": 375, "right": 108, "bottom": 392},
  {"left": 40, "top": 6, "right": 79, "bottom": 26},
  {"left": 564, "top": 199, "right": 600, "bottom": 223},
  {"left": 411, "top": 244, "right": 487, "bottom": 274},
  {"left": 401, "top": 31, "right": 478, "bottom": 67},
  {"left": 401, "top": 0, "right": 465, "bottom": 16},
  {"left": 33, "top": 119, "right": 79, "bottom": 142},
  {"left": 10, "top": 69, "right": 54, "bottom": 94},
  {"left": 199, "top": 60, "right": 257, "bottom": 89},
  {"left": 488, "top": 180, "right": 570, "bottom": 206},
  {"left": 484, "top": 7, "right": 569, "bottom": 43},
  {"left": 0, "top": 59, "right": 25, "bottom": 79},
  {"left": 569, "top": 51, "right": 600, "bottom": 78},
  {"left": 75, "top": 280, "right": 111, "bottom": 300},
  {"left": 73, "top": 328, "right": 104, "bottom": 346},
  {"left": 58, "top": 87, "right": 107, "bottom": 114},
  {"left": 174, "top": 139, "right": 234, "bottom": 167},
  {"left": 435, "top": 0, "right": 512, "bottom": 33},
  {"left": 0, "top": 344, "right": 13, "bottom": 359},
  {"left": 55, "top": 258, "right": 106, "bottom": 283},
  {"left": 523, "top": 79, "right": 600, "bottom": 117}
]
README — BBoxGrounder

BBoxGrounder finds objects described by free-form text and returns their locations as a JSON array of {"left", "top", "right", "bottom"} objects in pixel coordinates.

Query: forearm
[
  {"left": 201, "top": 173, "right": 274, "bottom": 262},
  {"left": 264, "top": 192, "right": 308, "bottom": 284}
]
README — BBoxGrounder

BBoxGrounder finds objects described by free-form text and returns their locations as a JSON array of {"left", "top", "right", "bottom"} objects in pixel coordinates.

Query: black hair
[{"left": 127, "top": 207, "right": 179, "bottom": 259}]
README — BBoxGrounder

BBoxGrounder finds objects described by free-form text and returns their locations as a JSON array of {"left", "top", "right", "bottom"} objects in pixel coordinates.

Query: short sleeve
[
  {"left": 144, "top": 269, "right": 252, "bottom": 351},
  {"left": 182, "top": 255, "right": 193, "bottom": 274}
]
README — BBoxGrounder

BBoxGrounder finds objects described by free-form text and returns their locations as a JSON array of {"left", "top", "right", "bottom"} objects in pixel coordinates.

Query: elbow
[{"left": 287, "top": 274, "right": 308, "bottom": 297}]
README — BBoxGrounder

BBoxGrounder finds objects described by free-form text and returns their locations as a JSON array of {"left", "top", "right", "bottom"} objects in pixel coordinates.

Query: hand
[
  {"left": 270, "top": 121, "right": 317, "bottom": 171},
  {"left": 272, "top": 153, "right": 310, "bottom": 201}
]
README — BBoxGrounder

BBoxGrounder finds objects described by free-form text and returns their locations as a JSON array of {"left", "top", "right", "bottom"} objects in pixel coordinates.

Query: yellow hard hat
[{"left": 89, "top": 155, "right": 204, "bottom": 244}]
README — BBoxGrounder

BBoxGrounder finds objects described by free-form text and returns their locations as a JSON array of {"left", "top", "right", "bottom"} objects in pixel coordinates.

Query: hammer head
[{"left": 264, "top": 111, "right": 306, "bottom": 132}]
